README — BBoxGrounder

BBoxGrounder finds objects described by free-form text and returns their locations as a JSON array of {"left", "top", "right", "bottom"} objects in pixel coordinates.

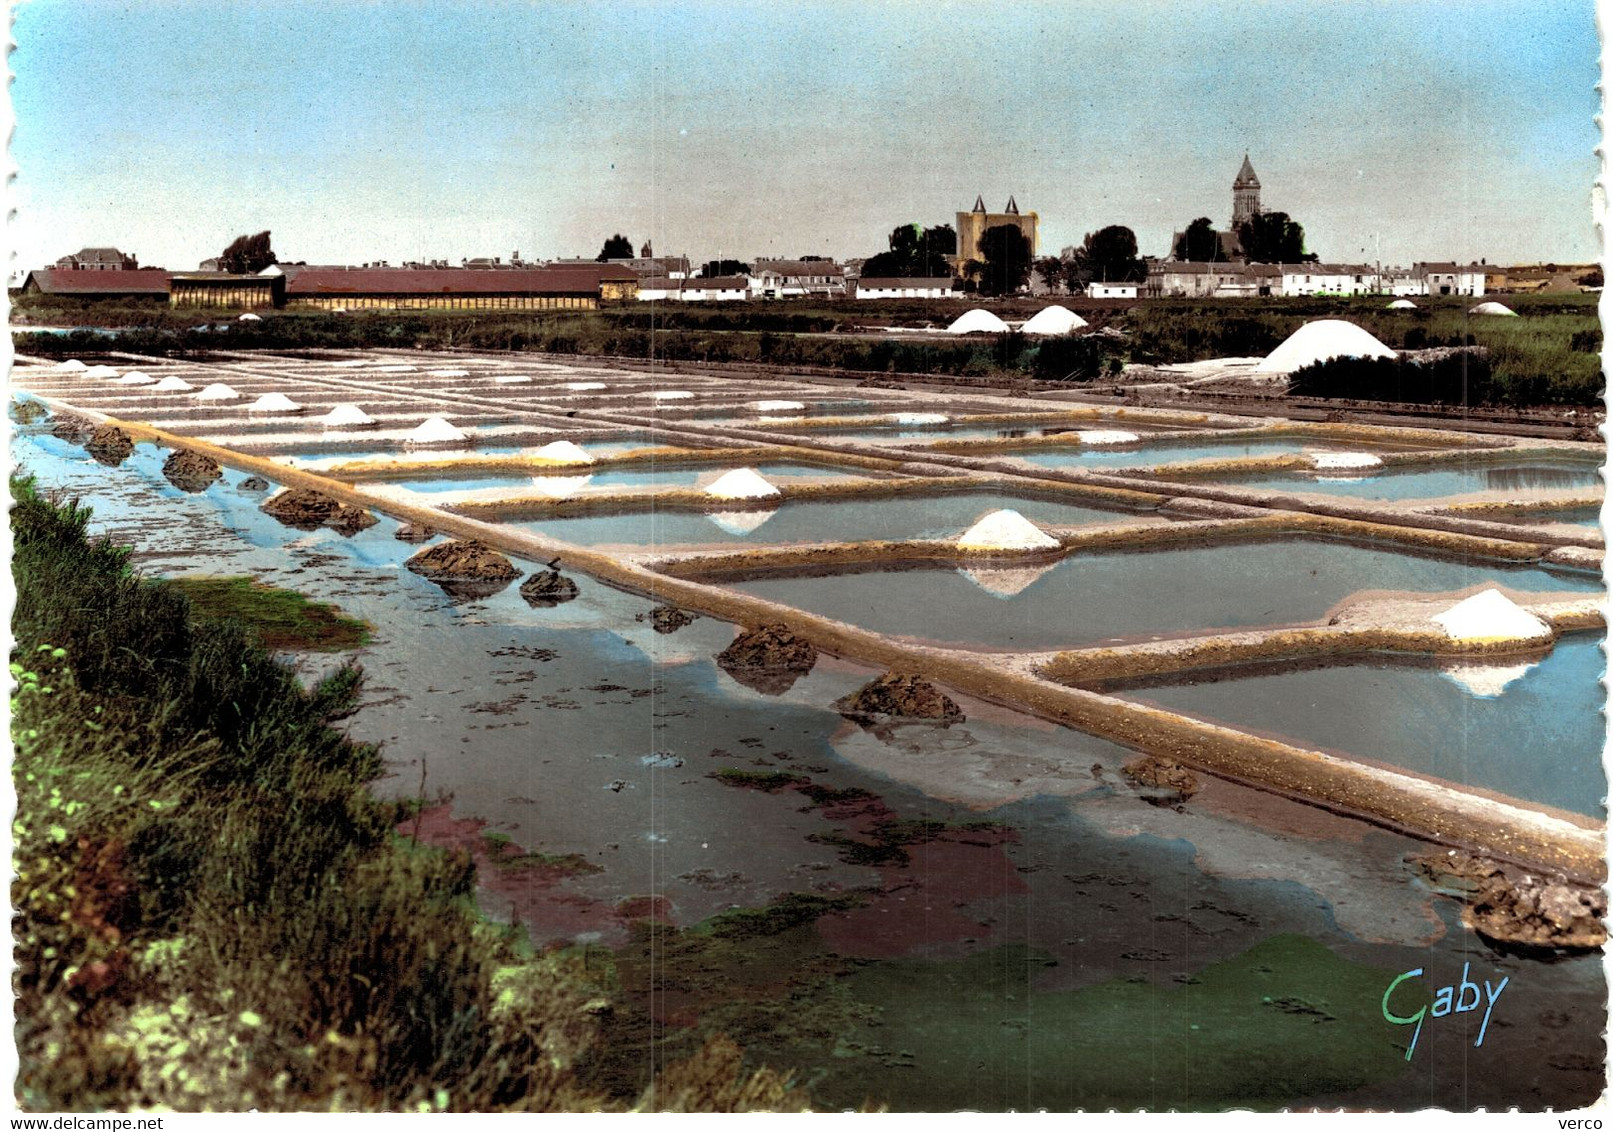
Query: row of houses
[
  {"left": 1144, "top": 261, "right": 1493, "bottom": 300},
  {"left": 22, "top": 262, "right": 643, "bottom": 311}
]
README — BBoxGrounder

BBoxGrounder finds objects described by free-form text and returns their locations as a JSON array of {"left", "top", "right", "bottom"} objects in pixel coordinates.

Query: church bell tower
[{"left": 1232, "top": 154, "right": 1261, "bottom": 231}]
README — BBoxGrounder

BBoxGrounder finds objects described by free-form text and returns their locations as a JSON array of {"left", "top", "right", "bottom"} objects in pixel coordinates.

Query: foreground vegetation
[
  {"left": 13, "top": 290, "right": 1600, "bottom": 405},
  {"left": 10, "top": 477, "right": 811, "bottom": 1112}
]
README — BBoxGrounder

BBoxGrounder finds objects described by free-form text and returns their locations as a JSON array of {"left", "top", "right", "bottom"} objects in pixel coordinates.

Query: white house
[
  {"left": 1417, "top": 262, "right": 1488, "bottom": 298},
  {"left": 854, "top": 277, "right": 955, "bottom": 300},
  {"left": 1278, "top": 264, "right": 1379, "bottom": 297},
  {"left": 750, "top": 259, "right": 847, "bottom": 299},
  {"left": 678, "top": 276, "right": 749, "bottom": 302},
  {"left": 1087, "top": 280, "right": 1139, "bottom": 299}
]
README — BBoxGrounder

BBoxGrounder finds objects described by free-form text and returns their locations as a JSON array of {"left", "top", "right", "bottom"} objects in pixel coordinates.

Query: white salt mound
[
  {"left": 115, "top": 371, "right": 156, "bottom": 385},
  {"left": 84, "top": 365, "right": 120, "bottom": 379},
  {"left": 946, "top": 308, "right": 1011, "bottom": 335},
  {"left": 1256, "top": 319, "right": 1396, "bottom": 374},
  {"left": 892, "top": 412, "right": 949, "bottom": 426},
  {"left": 405, "top": 416, "right": 469, "bottom": 444},
  {"left": 374, "top": 363, "right": 417, "bottom": 373},
  {"left": 1387, "top": 299, "right": 1418, "bottom": 310},
  {"left": 708, "top": 509, "right": 778, "bottom": 536},
  {"left": 1077, "top": 429, "right": 1139, "bottom": 445},
  {"left": 531, "top": 440, "right": 595, "bottom": 466},
  {"left": 428, "top": 368, "right": 469, "bottom": 377},
  {"left": 957, "top": 560, "right": 1059, "bottom": 599},
  {"left": 956, "top": 509, "right": 1061, "bottom": 552},
  {"left": 321, "top": 403, "right": 376, "bottom": 428},
  {"left": 153, "top": 376, "right": 195, "bottom": 392},
  {"left": 704, "top": 467, "right": 780, "bottom": 500},
  {"left": 248, "top": 392, "right": 303, "bottom": 413},
  {"left": 1310, "top": 452, "right": 1382, "bottom": 470},
  {"left": 527, "top": 475, "right": 594, "bottom": 499},
  {"left": 56, "top": 359, "right": 87, "bottom": 372},
  {"left": 1469, "top": 301, "right": 1518, "bottom": 317},
  {"left": 238, "top": 312, "right": 262, "bottom": 322},
  {"left": 752, "top": 400, "right": 805, "bottom": 412},
  {"left": 564, "top": 381, "right": 607, "bottom": 391},
  {"left": 1440, "top": 660, "right": 1538, "bottom": 699},
  {"left": 1430, "top": 589, "right": 1551, "bottom": 644},
  {"left": 1020, "top": 305, "right": 1089, "bottom": 335},
  {"left": 492, "top": 374, "right": 534, "bottom": 384},
  {"left": 651, "top": 390, "right": 694, "bottom": 400},
  {"left": 193, "top": 383, "right": 240, "bottom": 401},
  {"left": 330, "top": 359, "right": 369, "bottom": 368}
]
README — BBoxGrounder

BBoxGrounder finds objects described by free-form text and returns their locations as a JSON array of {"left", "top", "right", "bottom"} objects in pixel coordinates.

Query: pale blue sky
[{"left": 9, "top": 0, "right": 1601, "bottom": 272}]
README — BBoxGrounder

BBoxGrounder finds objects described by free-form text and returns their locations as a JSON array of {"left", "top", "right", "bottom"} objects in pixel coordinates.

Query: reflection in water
[{"left": 1484, "top": 465, "right": 1603, "bottom": 492}]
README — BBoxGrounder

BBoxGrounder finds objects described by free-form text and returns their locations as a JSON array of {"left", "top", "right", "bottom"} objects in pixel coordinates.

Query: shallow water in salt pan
[
  {"left": 1119, "top": 634, "right": 1606, "bottom": 816},
  {"left": 1215, "top": 458, "right": 1602, "bottom": 501},
  {"left": 723, "top": 538, "right": 1599, "bottom": 650},
  {"left": 507, "top": 491, "right": 1131, "bottom": 547},
  {"left": 376, "top": 461, "right": 867, "bottom": 495},
  {"left": 1016, "top": 437, "right": 1387, "bottom": 470}
]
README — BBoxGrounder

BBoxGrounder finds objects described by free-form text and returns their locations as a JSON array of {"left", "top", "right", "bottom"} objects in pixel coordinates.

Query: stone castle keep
[{"left": 952, "top": 195, "right": 1040, "bottom": 274}]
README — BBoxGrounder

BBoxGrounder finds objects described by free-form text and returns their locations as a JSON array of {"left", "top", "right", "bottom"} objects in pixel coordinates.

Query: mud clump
[
  {"left": 394, "top": 521, "right": 437, "bottom": 543},
  {"left": 406, "top": 538, "right": 520, "bottom": 582},
  {"left": 715, "top": 624, "right": 818, "bottom": 695},
  {"left": 51, "top": 414, "right": 95, "bottom": 443},
  {"left": 10, "top": 399, "right": 48, "bottom": 425},
  {"left": 1121, "top": 755, "right": 1200, "bottom": 805},
  {"left": 1467, "top": 874, "right": 1606, "bottom": 953},
  {"left": 161, "top": 448, "right": 223, "bottom": 493},
  {"left": 238, "top": 475, "right": 270, "bottom": 492},
  {"left": 84, "top": 425, "right": 134, "bottom": 466},
  {"left": 520, "top": 568, "right": 579, "bottom": 607},
  {"left": 326, "top": 504, "right": 379, "bottom": 537},
  {"left": 835, "top": 672, "right": 964, "bottom": 725},
  {"left": 1413, "top": 850, "right": 1606, "bottom": 953},
  {"left": 262, "top": 487, "right": 345, "bottom": 529},
  {"left": 717, "top": 624, "right": 817, "bottom": 672},
  {"left": 649, "top": 606, "right": 694, "bottom": 634}
]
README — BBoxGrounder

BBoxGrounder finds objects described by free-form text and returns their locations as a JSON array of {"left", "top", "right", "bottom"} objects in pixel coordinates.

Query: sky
[{"left": 7, "top": 0, "right": 1603, "bottom": 273}]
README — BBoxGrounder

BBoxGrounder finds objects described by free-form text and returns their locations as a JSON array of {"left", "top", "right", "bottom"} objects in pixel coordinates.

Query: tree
[
  {"left": 1081, "top": 225, "right": 1146, "bottom": 283},
  {"left": 699, "top": 259, "right": 751, "bottom": 278},
  {"left": 1173, "top": 217, "right": 1226, "bottom": 263},
  {"left": 1237, "top": 211, "right": 1312, "bottom": 263},
  {"left": 597, "top": 234, "right": 635, "bottom": 261},
  {"left": 861, "top": 223, "right": 956, "bottom": 279},
  {"left": 977, "top": 224, "right": 1033, "bottom": 296},
  {"left": 218, "top": 231, "right": 277, "bottom": 274},
  {"left": 1034, "top": 256, "right": 1065, "bottom": 292}
]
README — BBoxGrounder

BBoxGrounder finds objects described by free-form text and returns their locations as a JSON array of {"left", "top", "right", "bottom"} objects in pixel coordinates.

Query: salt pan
[
  {"left": 1020, "top": 305, "right": 1089, "bottom": 335},
  {"left": 956, "top": 509, "right": 1060, "bottom": 551},
  {"left": 1430, "top": 589, "right": 1551, "bottom": 644},
  {"left": 704, "top": 467, "right": 780, "bottom": 500},
  {"left": 1256, "top": 320, "right": 1395, "bottom": 374},
  {"left": 321, "top": 403, "right": 376, "bottom": 428},
  {"left": 531, "top": 440, "right": 595, "bottom": 465},
  {"left": 1310, "top": 452, "right": 1382, "bottom": 470},
  {"left": 247, "top": 392, "right": 304, "bottom": 413},
  {"left": 946, "top": 309, "right": 1010, "bottom": 335},
  {"left": 405, "top": 416, "right": 469, "bottom": 444}
]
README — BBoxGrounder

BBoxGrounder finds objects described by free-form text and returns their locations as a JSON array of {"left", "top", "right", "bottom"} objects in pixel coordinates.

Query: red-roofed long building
[{"left": 22, "top": 268, "right": 171, "bottom": 299}]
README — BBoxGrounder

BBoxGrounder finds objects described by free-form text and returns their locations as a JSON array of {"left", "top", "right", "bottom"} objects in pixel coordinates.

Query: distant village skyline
[{"left": 8, "top": 1, "right": 1600, "bottom": 276}]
